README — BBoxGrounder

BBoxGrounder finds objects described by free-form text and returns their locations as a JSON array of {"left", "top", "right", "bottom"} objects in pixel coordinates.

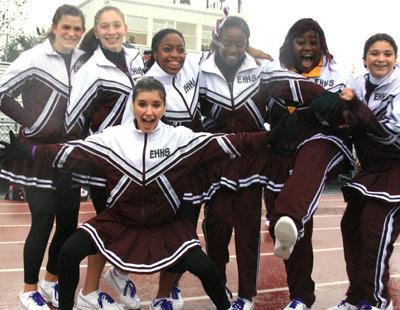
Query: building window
[
  {"left": 153, "top": 18, "right": 175, "bottom": 35},
  {"left": 202, "top": 25, "right": 213, "bottom": 51},
  {"left": 126, "top": 15, "right": 148, "bottom": 45},
  {"left": 176, "top": 22, "right": 196, "bottom": 51}
]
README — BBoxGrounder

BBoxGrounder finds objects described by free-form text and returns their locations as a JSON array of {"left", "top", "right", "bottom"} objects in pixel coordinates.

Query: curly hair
[{"left": 279, "top": 18, "right": 333, "bottom": 69}]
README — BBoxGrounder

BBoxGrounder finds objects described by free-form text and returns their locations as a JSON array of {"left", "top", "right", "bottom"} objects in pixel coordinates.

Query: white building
[{"left": 78, "top": 0, "right": 242, "bottom": 53}]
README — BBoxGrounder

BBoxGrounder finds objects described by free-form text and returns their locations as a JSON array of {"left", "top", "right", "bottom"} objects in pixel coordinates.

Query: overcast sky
[{"left": 23, "top": 0, "right": 400, "bottom": 73}]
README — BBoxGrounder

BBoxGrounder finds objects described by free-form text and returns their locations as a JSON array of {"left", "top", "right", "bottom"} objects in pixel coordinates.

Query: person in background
[
  {"left": 264, "top": 18, "right": 354, "bottom": 310},
  {"left": 0, "top": 4, "right": 85, "bottom": 309},
  {"left": 64, "top": 6, "right": 144, "bottom": 310},
  {"left": 327, "top": 33, "right": 400, "bottom": 310}
]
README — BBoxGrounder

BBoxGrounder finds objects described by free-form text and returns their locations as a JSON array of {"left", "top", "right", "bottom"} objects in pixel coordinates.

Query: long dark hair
[
  {"left": 47, "top": 4, "right": 85, "bottom": 41},
  {"left": 132, "top": 77, "right": 166, "bottom": 105},
  {"left": 279, "top": 18, "right": 333, "bottom": 69}
]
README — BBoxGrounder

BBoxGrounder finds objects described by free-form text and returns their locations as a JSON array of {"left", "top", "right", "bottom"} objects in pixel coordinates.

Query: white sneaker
[
  {"left": 104, "top": 266, "right": 141, "bottom": 309},
  {"left": 76, "top": 289, "right": 124, "bottom": 309},
  {"left": 274, "top": 216, "right": 298, "bottom": 260},
  {"left": 356, "top": 300, "right": 393, "bottom": 310},
  {"left": 327, "top": 300, "right": 357, "bottom": 310},
  {"left": 170, "top": 286, "right": 184, "bottom": 310},
  {"left": 38, "top": 279, "right": 59, "bottom": 308},
  {"left": 19, "top": 291, "right": 51, "bottom": 310},
  {"left": 149, "top": 298, "right": 174, "bottom": 310},
  {"left": 229, "top": 297, "right": 254, "bottom": 310},
  {"left": 283, "top": 298, "right": 310, "bottom": 310}
]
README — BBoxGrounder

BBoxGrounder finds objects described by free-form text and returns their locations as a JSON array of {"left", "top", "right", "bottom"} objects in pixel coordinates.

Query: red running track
[{"left": 0, "top": 193, "right": 398, "bottom": 309}]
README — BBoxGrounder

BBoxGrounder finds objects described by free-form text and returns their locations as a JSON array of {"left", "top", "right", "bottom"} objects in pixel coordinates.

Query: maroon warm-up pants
[
  {"left": 268, "top": 139, "right": 344, "bottom": 307},
  {"left": 203, "top": 185, "right": 262, "bottom": 300}
]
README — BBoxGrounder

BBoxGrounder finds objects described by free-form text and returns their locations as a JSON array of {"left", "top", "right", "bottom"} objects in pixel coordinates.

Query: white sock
[
  {"left": 82, "top": 289, "right": 99, "bottom": 298},
  {"left": 41, "top": 279, "right": 57, "bottom": 287},
  {"left": 113, "top": 267, "right": 129, "bottom": 281}
]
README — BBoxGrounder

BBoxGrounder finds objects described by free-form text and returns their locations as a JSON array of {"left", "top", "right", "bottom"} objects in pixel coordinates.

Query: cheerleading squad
[{"left": 0, "top": 4, "right": 399, "bottom": 310}]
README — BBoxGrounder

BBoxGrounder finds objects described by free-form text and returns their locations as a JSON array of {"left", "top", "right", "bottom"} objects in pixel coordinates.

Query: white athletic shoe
[
  {"left": 38, "top": 279, "right": 59, "bottom": 308},
  {"left": 327, "top": 300, "right": 357, "bottom": 310},
  {"left": 76, "top": 289, "right": 124, "bottom": 309},
  {"left": 355, "top": 300, "right": 393, "bottom": 310},
  {"left": 149, "top": 298, "right": 174, "bottom": 310},
  {"left": 283, "top": 298, "right": 310, "bottom": 310},
  {"left": 274, "top": 216, "right": 298, "bottom": 260},
  {"left": 169, "top": 286, "right": 184, "bottom": 309},
  {"left": 229, "top": 297, "right": 254, "bottom": 310},
  {"left": 19, "top": 291, "right": 51, "bottom": 310},
  {"left": 104, "top": 266, "right": 141, "bottom": 309}
]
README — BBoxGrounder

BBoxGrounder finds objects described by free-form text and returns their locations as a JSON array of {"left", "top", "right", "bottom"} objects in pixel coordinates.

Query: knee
[{"left": 58, "top": 237, "right": 82, "bottom": 267}]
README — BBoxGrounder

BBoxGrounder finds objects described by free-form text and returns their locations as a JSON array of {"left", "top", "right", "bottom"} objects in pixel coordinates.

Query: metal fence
[
  {"left": 0, "top": 61, "right": 21, "bottom": 142},
  {"left": 0, "top": 119, "right": 19, "bottom": 142}
]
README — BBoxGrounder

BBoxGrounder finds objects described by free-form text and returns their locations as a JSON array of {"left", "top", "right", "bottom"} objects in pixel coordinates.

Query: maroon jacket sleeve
[{"left": 0, "top": 95, "right": 35, "bottom": 127}]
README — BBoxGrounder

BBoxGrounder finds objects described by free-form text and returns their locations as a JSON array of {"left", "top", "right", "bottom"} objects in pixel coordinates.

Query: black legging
[
  {"left": 58, "top": 229, "right": 230, "bottom": 310},
  {"left": 89, "top": 185, "right": 107, "bottom": 214},
  {"left": 24, "top": 186, "right": 80, "bottom": 284}
]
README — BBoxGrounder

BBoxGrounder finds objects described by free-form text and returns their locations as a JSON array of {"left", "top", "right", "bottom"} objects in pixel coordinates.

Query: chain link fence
[{"left": 0, "top": 119, "right": 20, "bottom": 142}]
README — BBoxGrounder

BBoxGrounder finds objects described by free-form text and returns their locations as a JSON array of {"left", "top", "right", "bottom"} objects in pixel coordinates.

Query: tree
[
  {"left": 1, "top": 33, "right": 40, "bottom": 62},
  {"left": 0, "top": 0, "right": 28, "bottom": 34},
  {"left": 0, "top": 1, "right": 45, "bottom": 62}
]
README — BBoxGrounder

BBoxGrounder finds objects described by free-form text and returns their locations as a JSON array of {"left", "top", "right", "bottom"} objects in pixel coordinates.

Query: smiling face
[
  {"left": 217, "top": 26, "right": 248, "bottom": 66},
  {"left": 94, "top": 9, "right": 127, "bottom": 53},
  {"left": 292, "top": 30, "right": 321, "bottom": 73},
  {"left": 153, "top": 33, "right": 186, "bottom": 75},
  {"left": 133, "top": 90, "right": 165, "bottom": 133},
  {"left": 364, "top": 40, "right": 396, "bottom": 79},
  {"left": 51, "top": 14, "right": 84, "bottom": 54}
]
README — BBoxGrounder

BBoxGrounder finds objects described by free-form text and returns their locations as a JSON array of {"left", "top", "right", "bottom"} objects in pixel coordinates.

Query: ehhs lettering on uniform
[
  {"left": 374, "top": 93, "right": 387, "bottom": 100},
  {"left": 183, "top": 78, "right": 196, "bottom": 93},
  {"left": 314, "top": 79, "right": 334, "bottom": 88},
  {"left": 237, "top": 75, "right": 257, "bottom": 83},
  {"left": 150, "top": 148, "right": 171, "bottom": 159}
]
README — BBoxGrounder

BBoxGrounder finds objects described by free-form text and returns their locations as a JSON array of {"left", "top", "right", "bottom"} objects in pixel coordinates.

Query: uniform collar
[
  {"left": 132, "top": 119, "right": 164, "bottom": 135},
  {"left": 42, "top": 38, "right": 85, "bottom": 64},
  {"left": 201, "top": 51, "right": 258, "bottom": 77},
  {"left": 291, "top": 58, "right": 324, "bottom": 78},
  {"left": 94, "top": 45, "right": 138, "bottom": 67},
  {"left": 146, "top": 61, "right": 175, "bottom": 84}
]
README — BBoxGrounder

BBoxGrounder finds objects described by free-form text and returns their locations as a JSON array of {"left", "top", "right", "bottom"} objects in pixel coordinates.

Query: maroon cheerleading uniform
[{"left": 337, "top": 67, "right": 400, "bottom": 308}]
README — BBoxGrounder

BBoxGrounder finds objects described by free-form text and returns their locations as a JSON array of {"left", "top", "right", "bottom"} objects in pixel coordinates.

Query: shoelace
[
  {"left": 98, "top": 292, "right": 116, "bottom": 307},
  {"left": 170, "top": 286, "right": 181, "bottom": 300},
  {"left": 123, "top": 279, "right": 137, "bottom": 298},
  {"left": 288, "top": 298, "right": 305, "bottom": 309},
  {"left": 53, "top": 283, "right": 59, "bottom": 301},
  {"left": 154, "top": 299, "right": 173, "bottom": 310},
  {"left": 231, "top": 298, "right": 245, "bottom": 310},
  {"left": 29, "top": 292, "right": 47, "bottom": 306}
]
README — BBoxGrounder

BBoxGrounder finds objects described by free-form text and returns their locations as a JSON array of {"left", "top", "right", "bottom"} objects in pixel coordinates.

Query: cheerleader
[
  {"left": 265, "top": 18, "right": 353, "bottom": 310},
  {"left": 64, "top": 6, "right": 144, "bottom": 310},
  {"left": 328, "top": 33, "right": 400, "bottom": 310},
  {"left": 0, "top": 5, "right": 85, "bottom": 309}
]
